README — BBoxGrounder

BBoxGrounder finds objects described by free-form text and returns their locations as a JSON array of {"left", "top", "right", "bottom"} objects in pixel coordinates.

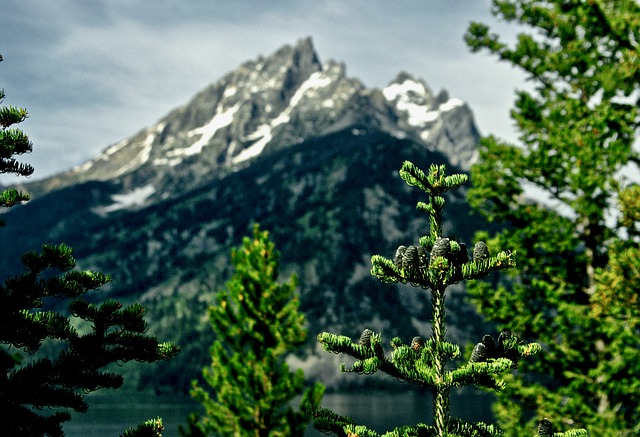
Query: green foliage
[
  {"left": 119, "top": 418, "right": 164, "bottom": 437},
  {"left": 182, "top": 224, "right": 324, "bottom": 437},
  {"left": 0, "top": 244, "right": 181, "bottom": 436},
  {"left": 308, "top": 162, "right": 585, "bottom": 436},
  {"left": 0, "top": 54, "right": 180, "bottom": 436},
  {"left": 0, "top": 54, "right": 32, "bottom": 215},
  {"left": 591, "top": 187, "right": 640, "bottom": 320},
  {"left": 465, "top": 1, "right": 640, "bottom": 435}
]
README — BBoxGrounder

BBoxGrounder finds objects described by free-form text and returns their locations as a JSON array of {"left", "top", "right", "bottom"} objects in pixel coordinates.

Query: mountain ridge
[{"left": 15, "top": 37, "right": 479, "bottom": 205}]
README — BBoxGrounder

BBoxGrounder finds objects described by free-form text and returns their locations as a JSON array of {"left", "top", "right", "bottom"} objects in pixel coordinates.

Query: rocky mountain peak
[
  {"left": 379, "top": 72, "right": 479, "bottom": 170},
  {"left": 384, "top": 72, "right": 436, "bottom": 112},
  {"left": 19, "top": 37, "right": 479, "bottom": 206}
]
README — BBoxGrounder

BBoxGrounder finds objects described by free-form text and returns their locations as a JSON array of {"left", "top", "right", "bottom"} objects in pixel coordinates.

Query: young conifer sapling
[{"left": 307, "top": 161, "right": 587, "bottom": 437}]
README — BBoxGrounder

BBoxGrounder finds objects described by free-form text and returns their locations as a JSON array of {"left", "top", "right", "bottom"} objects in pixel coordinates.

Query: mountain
[
  {"left": 20, "top": 37, "right": 478, "bottom": 201},
  {"left": 2, "top": 38, "right": 486, "bottom": 391}
]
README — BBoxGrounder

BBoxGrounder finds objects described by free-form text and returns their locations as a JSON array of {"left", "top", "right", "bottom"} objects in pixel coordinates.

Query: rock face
[{"left": 3, "top": 38, "right": 486, "bottom": 391}]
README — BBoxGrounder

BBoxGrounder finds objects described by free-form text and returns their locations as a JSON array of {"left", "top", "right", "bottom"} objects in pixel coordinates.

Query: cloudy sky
[{"left": 1, "top": 0, "right": 528, "bottom": 183}]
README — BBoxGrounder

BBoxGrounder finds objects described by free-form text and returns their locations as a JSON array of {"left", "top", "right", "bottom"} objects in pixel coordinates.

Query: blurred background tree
[
  {"left": 464, "top": 1, "right": 640, "bottom": 434},
  {"left": 181, "top": 224, "right": 323, "bottom": 437}
]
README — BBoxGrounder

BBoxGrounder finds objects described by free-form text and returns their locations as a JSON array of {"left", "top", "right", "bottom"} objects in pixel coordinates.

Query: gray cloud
[{"left": 1, "top": 0, "right": 526, "bottom": 183}]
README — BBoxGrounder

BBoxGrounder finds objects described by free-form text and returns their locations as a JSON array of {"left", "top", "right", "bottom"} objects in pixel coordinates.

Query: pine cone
[
  {"left": 402, "top": 246, "right": 420, "bottom": 271},
  {"left": 482, "top": 334, "right": 497, "bottom": 359},
  {"left": 537, "top": 418, "right": 553, "bottom": 436},
  {"left": 394, "top": 246, "right": 407, "bottom": 269},
  {"left": 473, "top": 241, "right": 490, "bottom": 261},
  {"left": 402, "top": 246, "right": 428, "bottom": 272},
  {"left": 416, "top": 245, "right": 428, "bottom": 268},
  {"left": 410, "top": 336, "right": 425, "bottom": 350},
  {"left": 359, "top": 329, "right": 373, "bottom": 347},
  {"left": 431, "top": 237, "right": 451, "bottom": 259},
  {"left": 469, "top": 342, "right": 487, "bottom": 363}
]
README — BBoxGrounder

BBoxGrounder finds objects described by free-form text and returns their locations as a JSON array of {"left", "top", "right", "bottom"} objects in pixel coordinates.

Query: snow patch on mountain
[
  {"left": 383, "top": 78, "right": 430, "bottom": 102},
  {"left": 383, "top": 78, "right": 433, "bottom": 126},
  {"left": 182, "top": 104, "right": 239, "bottom": 156},
  {"left": 71, "top": 123, "right": 165, "bottom": 177},
  {"left": 383, "top": 78, "right": 465, "bottom": 128},
  {"left": 233, "top": 123, "right": 276, "bottom": 164},
  {"left": 71, "top": 138, "right": 130, "bottom": 174},
  {"left": 72, "top": 159, "right": 95, "bottom": 174},
  {"left": 113, "top": 126, "right": 160, "bottom": 177},
  {"left": 105, "top": 139, "right": 129, "bottom": 157},
  {"left": 155, "top": 104, "right": 240, "bottom": 167},
  {"left": 94, "top": 184, "right": 155, "bottom": 215},
  {"left": 290, "top": 71, "right": 333, "bottom": 107},
  {"left": 440, "top": 98, "right": 465, "bottom": 112},
  {"left": 232, "top": 70, "right": 334, "bottom": 165},
  {"left": 223, "top": 86, "right": 237, "bottom": 98}
]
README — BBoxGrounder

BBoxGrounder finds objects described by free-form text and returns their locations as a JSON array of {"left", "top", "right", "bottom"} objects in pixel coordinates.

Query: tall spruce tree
[
  {"left": 182, "top": 224, "right": 324, "bottom": 437},
  {"left": 464, "top": 1, "right": 640, "bottom": 434},
  {"left": 0, "top": 54, "right": 181, "bottom": 437},
  {"left": 307, "top": 161, "right": 587, "bottom": 437}
]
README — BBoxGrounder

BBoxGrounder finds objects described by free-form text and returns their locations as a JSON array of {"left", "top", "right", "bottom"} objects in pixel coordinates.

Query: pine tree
[
  {"left": 591, "top": 185, "right": 640, "bottom": 322},
  {"left": 0, "top": 53, "right": 32, "bottom": 212},
  {"left": 0, "top": 54, "right": 181, "bottom": 437},
  {"left": 307, "top": 161, "right": 587, "bottom": 437},
  {"left": 182, "top": 224, "right": 324, "bottom": 437},
  {"left": 463, "top": 1, "right": 640, "bottom": 434}
]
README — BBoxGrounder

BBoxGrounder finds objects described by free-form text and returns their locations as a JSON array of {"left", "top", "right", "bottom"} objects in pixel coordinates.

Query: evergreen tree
[
  {"left": 0, "top": 53, "right": 32, "bottom": 212},
  {"left": 464, "top": 1, "right": 640, "bottom": 434},
  {"left": 182, "top": 224, "right": 324, "bottom": 437},
  {"left": 591, "top": 185, "right": 640, "bottom": 322},
  {"left": 307, "top": 161, "right": 586, "bottom": 437},
  {"left": 0, "top": 54, "right": 181, "bottom": 437}
]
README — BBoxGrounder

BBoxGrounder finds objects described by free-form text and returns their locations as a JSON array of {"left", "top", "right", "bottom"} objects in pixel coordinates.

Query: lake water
[{"left": 63, "top": 390, "right": 495, "bottom": 436}]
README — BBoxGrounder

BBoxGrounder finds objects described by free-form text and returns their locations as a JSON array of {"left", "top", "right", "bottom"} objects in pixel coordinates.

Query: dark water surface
[{"left": 63, "top": 391, "right": 494, "bottom": 436}]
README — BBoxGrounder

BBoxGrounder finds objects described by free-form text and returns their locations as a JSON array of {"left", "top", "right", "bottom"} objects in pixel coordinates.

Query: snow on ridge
[
  {"left": 232, "top": 124, "right": 274, "bottom": 165},
  {"left": 223, "top": 86, "right": 237, "bottom": 98},
  {"left": 396, "top": 99, "right": 439, "bottom": 126},
  {"left": 232, "top": 109, "right": 292, "bottom": 165},
  {"left": 382, "top": 79, "right": 428, "bottom": 102},
  {"left": 95, "top": 184, "right": 155, "bottom": 214},
  {"left": 72, "top": 160, "right": 94, "bottom": 174},
  {"left": 71, "top": 122, "right": 166, "bottom": 176},
  {"left": 104, "top": 138, "right": 130, "bottom": 157},
  {"left": 176, "top": 104, "right": 239, "bottom": 157},
  {"left": 71, "top": 138, "right": 130, "bottom": 173},
  {"left": 383, "top": 79, "right": 435, "bottom": 125},
  {"left": 112, "top": 123, "right": 164, "bottom": 178},
  {"left": 289, "top": 71, "right": 333, "bottom": 108},
  {"left": 383, "top": 79, "right": 466, "bottom": 128},
  {"left": 439, "top": 98, "right": 464, "bottom": 112},
  {"left": 232, "top": 71, "right": 333, "bottom": 165},
  {"left": 155, "top": 104, "right": 240, "bottom": 167}
]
